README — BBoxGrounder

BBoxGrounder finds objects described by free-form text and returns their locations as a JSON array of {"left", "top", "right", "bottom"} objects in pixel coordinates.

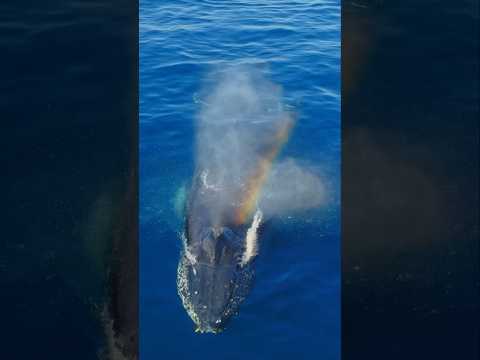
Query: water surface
[{"left": 140, "top": 1, "right": 340, "bottom": 358}]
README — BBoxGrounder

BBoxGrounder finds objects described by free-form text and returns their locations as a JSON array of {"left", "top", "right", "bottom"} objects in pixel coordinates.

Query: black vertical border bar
[{"left": 342, "top": 1, "right": 479, "bottom": 359}]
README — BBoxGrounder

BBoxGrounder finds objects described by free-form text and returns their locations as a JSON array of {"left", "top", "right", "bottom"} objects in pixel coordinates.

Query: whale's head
[{"left": 177, "top": 225, "right": 253, "bottom": 333}]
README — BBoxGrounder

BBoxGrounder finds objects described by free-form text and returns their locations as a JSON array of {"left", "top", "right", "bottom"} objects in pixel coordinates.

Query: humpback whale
[
  {"left": 176, "top": 173, "right": 257, "bottom": 333},
  {"left": 176, "top": 67, "right": 325, "bottom": 333},
  {"left": 176, "top": 112, "right": 294, "bottom": 333}
]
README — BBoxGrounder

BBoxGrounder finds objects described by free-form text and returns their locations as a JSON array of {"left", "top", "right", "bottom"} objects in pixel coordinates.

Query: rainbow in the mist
[{"left": 233, "top": 114, "right": 295, "bottom": 225}]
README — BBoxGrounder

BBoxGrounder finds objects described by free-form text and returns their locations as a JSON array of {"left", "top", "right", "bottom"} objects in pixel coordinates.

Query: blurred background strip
[
  {"left": 342, "top": 1, "right": 479, "bottom": 359},
  {"left": 0, "top": 1, "right": 138, "bottom": 359}
]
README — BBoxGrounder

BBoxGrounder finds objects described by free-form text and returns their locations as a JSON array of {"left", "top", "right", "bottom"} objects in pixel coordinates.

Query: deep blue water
[{"left": 140, "top": 1, "right": 340, "bottom": 359}]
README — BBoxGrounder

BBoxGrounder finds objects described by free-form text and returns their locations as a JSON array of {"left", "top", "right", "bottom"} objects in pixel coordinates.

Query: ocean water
[{"left": 140, "top": 1, "right": 340, "bottom": 359}]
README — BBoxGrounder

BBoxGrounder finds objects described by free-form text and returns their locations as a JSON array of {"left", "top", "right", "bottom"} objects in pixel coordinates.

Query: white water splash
[
  {"left": 200, "top": 170, "right": 221, "bottom": 191},
  {"left": 241, "top": 209, "right": 263, "bottom": 266}
]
